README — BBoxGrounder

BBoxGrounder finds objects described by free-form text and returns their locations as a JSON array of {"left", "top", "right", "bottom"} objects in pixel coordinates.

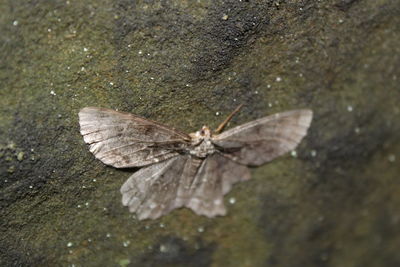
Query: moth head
[
  {"left": 189, "top": 126, "right": 212, "bottom": 140},
  {"left": 197, "top": 126, "right": 212, "bottom": 138}
]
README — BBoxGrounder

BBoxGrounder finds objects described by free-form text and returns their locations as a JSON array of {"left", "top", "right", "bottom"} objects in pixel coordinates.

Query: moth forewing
[
  {"left": 212, "top": 109, "right": 313, "bottom": 166},
  {"left": 78, "top": 107, "right": 190, "bottom": 168}
]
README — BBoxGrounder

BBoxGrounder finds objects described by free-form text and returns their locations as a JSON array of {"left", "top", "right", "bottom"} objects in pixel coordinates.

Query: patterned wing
[
  {"left": 120, "top": 155, "right": 203, "bottom": 220},
  {"left": 212, "top": 109, "right": 313, "bottom": 166},
  {"left": 120, "top": 154, "right": 250, "bottom": 220},
  {"left": 185, "top": 154, "right": 251, "bottom": 218},
  {"left": 79, "top": 107, "right": 190, "bottom": 168}
]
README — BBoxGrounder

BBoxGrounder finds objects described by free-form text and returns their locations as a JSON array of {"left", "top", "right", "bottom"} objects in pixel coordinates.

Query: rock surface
[{"left": 1, "top": 0, "right": 399, "bottom": 266}]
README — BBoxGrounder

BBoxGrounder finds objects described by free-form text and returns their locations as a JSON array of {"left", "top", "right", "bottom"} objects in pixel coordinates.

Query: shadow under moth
[{"left": 78, "top": 105, "right": 312, "bottom": 220}]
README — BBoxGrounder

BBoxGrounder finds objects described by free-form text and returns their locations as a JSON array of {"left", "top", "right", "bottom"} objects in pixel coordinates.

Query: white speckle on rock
[
  {"left": 354, "top": 127, "right": 361, "bottom": 134},
  {"left": 106, "top": 233, "right": 111, "bottom": 238},
  {"left": 93, "top": 179, "right": 97, "bottom": 182},
  {"left": 109, "top": 82, "right": 114, "bottom": 86},
  {"left": 123, "top": 240, "right": 130, "bottom": 247},
  {"left": 83, "top": 47, "right": 88, "bottom": 52},
  {"left": 67, "top": 242, "right": 73, "bottom": 247},
  {"left": 310, "top": 150, "right": 317, "bottom": 157},
  {"left": 347, "top": 105, "right": 353, "bottom": 112},
  {"left": 197, "top": 226, "right": 204, "bottom": 233},
  {"left": 216, "top": 111, "right": 220, "bottom": 116},
  {"left": 50, "top": 90, "right": 56, "bottom": 96},
  {"left": 276, "top": 76, "right": 282, "bottom": 82},
  {"left": 160, "top": 244, "right": 167, "bottom": 252},
  {"left": 229, "top": 197, "right": 236, "bottom": 204},
  {"left": 159, "top": 223, "right": 165, "bottom": 228},
  {"left": 388, "top": 154, "right": 396, "bottom": 162},
  {"left": 13, "top": 20, "right": 19, "bottom": 26},
  {"left": 291, "top": 150, "right": 297, "bottom": 158}
]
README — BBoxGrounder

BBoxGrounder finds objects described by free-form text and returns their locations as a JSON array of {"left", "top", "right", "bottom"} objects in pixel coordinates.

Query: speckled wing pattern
[
  {"left": 212, "top": 109, "right": 313, "bottom": 166},
  {"left": 79, "top": 107, "right": 312, "bottom": 220},
  {"left": 184, "top": 154, "right": 250, "bottom": 217},
  {"left": 120, "top": 154, "right": 250, "bottom": 220},
  {"left": 79, "top": 107, "right": 190, "bottom": 168}
]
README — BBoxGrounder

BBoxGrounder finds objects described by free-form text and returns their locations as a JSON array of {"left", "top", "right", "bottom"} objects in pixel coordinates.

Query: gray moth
[{"left": 78, "top": 105, "right": 313, "bottom": 220}]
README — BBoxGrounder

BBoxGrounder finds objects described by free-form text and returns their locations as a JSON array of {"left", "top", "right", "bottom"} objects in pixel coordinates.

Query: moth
[{"left": 78, "top": 105, "right": 312, "bottom": 220}]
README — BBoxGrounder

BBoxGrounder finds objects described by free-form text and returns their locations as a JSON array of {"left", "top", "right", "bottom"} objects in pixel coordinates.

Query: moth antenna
[{"left": 215, "top": 104, "right": 244, "bottom": 134}]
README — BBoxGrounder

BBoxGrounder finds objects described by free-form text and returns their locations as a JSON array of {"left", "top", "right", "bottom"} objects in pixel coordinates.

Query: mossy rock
[{"left": 1, "top": 0, "right": 399, "bottom": 266}]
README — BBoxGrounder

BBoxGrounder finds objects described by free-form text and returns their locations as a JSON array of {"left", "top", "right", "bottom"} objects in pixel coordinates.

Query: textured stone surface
[{"left": 1, "top": 0, "right": 399, "bottom": 266}]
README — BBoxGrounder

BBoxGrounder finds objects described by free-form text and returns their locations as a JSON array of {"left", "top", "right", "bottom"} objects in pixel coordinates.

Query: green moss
[
  {"left": 16, "top": 151, "right": 24, "bottom": 161},
  {"left": 118, "top": 258, "right": 131, "bottom": 267}
]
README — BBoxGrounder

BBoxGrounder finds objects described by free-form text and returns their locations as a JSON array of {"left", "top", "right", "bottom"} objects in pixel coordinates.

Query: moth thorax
[{"left": 190, "top": 139, "right": 215, "bottom": 158}]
